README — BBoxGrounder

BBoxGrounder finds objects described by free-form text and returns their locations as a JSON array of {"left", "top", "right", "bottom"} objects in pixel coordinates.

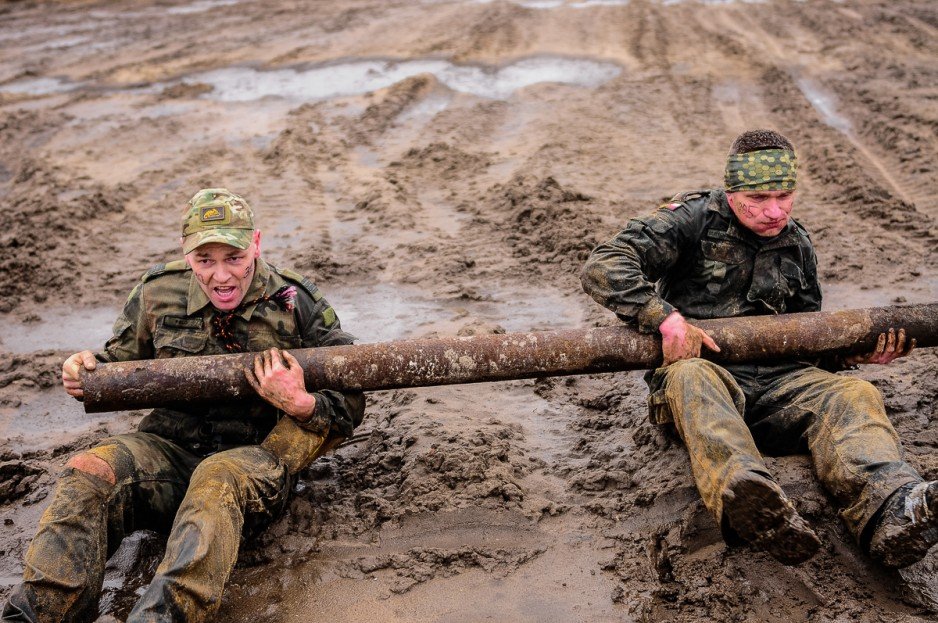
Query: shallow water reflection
[{"left": 187, "top": 56, "right": 621, "bottom": 103}]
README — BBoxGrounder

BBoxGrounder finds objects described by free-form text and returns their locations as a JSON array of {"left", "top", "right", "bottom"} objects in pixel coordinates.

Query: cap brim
[{"left": 183, "top": 229, "right": 253, "bottom": 254}]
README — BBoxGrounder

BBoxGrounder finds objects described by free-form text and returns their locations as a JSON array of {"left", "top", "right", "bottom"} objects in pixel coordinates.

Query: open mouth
[{"left": 214, "top": 286, "right": 238, "bottom": 301}]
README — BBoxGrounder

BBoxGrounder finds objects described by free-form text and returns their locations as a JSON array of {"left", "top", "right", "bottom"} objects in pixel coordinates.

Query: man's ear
[{"left": 252, "top": 230, "right": 262, "bottom": 259}]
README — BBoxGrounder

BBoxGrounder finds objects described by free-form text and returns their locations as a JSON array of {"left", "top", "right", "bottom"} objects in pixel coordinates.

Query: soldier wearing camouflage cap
[
  {"left": 581, "top": 129, "right": 933, "bottom": 568},
  {"left": 3, "top": 189, "right": 364, "bottom": 623}
]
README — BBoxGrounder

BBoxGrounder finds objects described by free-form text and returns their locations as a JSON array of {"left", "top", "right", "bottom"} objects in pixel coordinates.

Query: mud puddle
[
  {"left": 184, "top": 57, "right": 620, "bottom": 103},
  {"left": 1, "top": 392, "right": 125, "bottom": 455},
  {"left": 328, "top": 282, "right": 586, "bottom": 343},
  {"left": 0, "top": 307, "right": 117, "bottom": 354},
  {"left": 164, "top": 0, "right": 243, "bottom": 15},
  {"left": 796, "top": 76, "right": 852, "bottom": 134},
  {"left": 0, "top": 77, "right": 75, "bottom": 96}
]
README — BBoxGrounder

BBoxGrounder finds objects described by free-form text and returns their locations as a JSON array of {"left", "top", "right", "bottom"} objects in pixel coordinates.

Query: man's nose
[
  {"left": 213, "top": 264, "right": 232, "bottom": 281},
  {"left": 764, "top": 200, "right": 785, "bottom": 219}
]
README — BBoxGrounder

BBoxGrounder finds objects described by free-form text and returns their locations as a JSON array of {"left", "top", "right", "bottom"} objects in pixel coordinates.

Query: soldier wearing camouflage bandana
[
  {"left": 3, "top": 189, "right": 365, "bottom": 623},
  {"left": 581, "top": 129, "right": 935, "bottom": 568}
]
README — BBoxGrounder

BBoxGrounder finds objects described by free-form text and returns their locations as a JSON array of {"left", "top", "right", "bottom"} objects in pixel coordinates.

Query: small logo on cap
[{"left": 201, "top": 206, "right": 226, "bottom": 222}]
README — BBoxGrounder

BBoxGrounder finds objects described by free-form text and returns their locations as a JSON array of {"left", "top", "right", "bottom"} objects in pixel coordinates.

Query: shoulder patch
[
  {"left": 140, "top": 259, "right": 189, "bottom": 283},
  {"left": 673, "top": 189, "right": 711, "bottom": 203},
  {"left": 321, "top": 306, "right": 337, "bottom": 327},
  {"left": 272, "top": 265, "right": 322, "bottom": 301}
]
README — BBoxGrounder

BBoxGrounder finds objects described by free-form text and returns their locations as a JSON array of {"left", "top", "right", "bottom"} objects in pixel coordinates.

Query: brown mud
[{"left": 1, "top": 0, "right": 937, "bottom": 621}]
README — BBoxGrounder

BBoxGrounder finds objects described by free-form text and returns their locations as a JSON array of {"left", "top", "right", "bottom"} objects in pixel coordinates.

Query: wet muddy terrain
[{"left": 1, "top": 0, "right": 937, "bottom": 620}]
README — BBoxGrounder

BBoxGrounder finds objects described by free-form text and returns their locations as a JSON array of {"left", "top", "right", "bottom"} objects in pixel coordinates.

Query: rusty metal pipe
[{"left": 81, "top": 303, "right": 938, "bottom": 413}]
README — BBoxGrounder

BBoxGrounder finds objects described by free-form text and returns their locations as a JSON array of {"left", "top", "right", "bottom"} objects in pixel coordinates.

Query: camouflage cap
[{"left": 182, "top": 188, "right": 255, "bottom": 254}]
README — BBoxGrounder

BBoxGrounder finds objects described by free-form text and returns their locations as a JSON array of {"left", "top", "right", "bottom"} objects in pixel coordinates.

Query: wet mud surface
[{"left": 1, "top": 0, "right": 937, "bottom": 620}]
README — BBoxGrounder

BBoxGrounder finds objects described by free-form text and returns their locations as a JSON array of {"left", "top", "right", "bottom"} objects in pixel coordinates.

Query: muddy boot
[
  {"left": 722, "top": 473, "right": 820, "bottom": 565},
  {"left": 868, "top": 481, "right": 938, "bottom": 569}
]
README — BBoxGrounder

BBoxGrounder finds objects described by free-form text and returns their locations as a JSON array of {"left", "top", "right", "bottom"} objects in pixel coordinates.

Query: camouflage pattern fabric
[
  {"left": 1, "top": 259, "right": 364, "bottom": 623},
  {"left": 724, "top": 148, "right": 797, "bottom": 192},
  {"left": 581, "top": 189, "right": 821, "bottom": 335},
  {"left": 181, "top": 188, "right": 255, "bottom": 254},
  {"left": 99, "top": 258, "right": 363, "bottom": 451},
  {"left": 646, "top": 359, "right": 921, "bottom": 541},
  {"left": 581, "top": 188, "right": 924, "bottom": 547}
]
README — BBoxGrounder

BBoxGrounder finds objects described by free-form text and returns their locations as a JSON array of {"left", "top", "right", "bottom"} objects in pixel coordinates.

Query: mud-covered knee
[
  {"left": 839, "top": 377, "right": 883, "bottom": 406},
  {"left": 66, "top": 453, "right": 116, "bottom": 486},
  {"left": 667, "top": 357, "right": 717, "bottom": 382}
]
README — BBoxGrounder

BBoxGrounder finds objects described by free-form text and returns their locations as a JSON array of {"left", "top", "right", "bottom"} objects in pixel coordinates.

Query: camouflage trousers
[
  {"left": 646, "top": 359, "right": 922, "bottom": 541},
  {"left": 2, "top": 417, "right": 331, "bottom": 623}
]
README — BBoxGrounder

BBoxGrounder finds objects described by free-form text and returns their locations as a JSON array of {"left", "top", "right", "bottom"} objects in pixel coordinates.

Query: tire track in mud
[{"left": 680, "top": 4, "right": 937, "bottom": 292}]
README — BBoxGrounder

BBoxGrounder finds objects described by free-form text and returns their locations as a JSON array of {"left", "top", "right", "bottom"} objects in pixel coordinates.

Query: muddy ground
[{"left": 0, "top": 0, "right": 937, "bottom": 620}]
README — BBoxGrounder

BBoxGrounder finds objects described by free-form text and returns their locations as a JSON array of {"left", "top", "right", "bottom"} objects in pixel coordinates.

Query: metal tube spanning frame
[{"left": 81, "top": 303, "right": 938, "bottom": 413}]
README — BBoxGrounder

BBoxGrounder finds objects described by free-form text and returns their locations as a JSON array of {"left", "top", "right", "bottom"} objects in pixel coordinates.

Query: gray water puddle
[
  {"left": 166, "top": 0, "right": 241, "bottom": 15},
  {"left": 184, "top": 56, "right": 621, "bottom": 103},
  {"left": 796, "top": 76, "right": 852, "bottom": 134},
  {"left": 0, "top": 307, "right": 117, "bottom": 354},
  {"left": 328, "top": 282, "right": 585, "bottom": 343},
  {"left": 0, "top": 77, "right": 75, "bottom": 96},
  {"left": 472, "top": 0, "right": 631, "bottom": 7},
  {"left": 470, "top": 0, "right": 781, "bottom": 5}
]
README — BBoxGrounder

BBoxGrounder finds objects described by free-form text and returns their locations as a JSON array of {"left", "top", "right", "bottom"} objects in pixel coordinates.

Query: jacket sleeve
[
  {"left": 295, "top": 290, "right": 365, "bottom": 438},
  {"left": 581, "top": 204, "right": 701, "bottom": 333},
  {"left": 95, "top": 281, "right": 155, "bottom": 363}
]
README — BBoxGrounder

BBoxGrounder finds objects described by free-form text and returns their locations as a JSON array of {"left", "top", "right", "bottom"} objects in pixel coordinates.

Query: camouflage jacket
[
  {"left": 581, "top": 189, "right": 822, "bottom": 333},
  {"left": 96, "top": 258, "right": 365, "bottom": 455}
]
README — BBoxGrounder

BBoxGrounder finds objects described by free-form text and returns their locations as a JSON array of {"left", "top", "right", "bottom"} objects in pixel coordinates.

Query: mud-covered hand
[
  {"left": 244, "top": 347, "right": 317, "bottom": 421},
  {"left": 844, "top": 327, "right": 915, "bottom": 366},
  {"left": 62, "top": 350, "right": 96, "bottom": 400},
  {"left": 658, "top": 311, "right": 721, "bottom": 366}
]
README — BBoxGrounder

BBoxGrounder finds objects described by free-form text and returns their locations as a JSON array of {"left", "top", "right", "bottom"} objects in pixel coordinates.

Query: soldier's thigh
[
  {"left": 748, "top": 367, "right": 844, "bottom": 455},
  {"left": 188, "top": 446, "right": 290, "bottom": 534}
]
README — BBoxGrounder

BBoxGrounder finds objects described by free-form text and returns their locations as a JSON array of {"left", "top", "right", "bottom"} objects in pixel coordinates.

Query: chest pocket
[
  {"left": 153, "top": 316, "right": 208, "bottom": 358},
  {"left": 248, "top": 328, "right": 303, "bottom": 351},
  {"left": 696, "top": 239, "right": 749, "bottom": 295},
  {"left": 246, "top": 306, "right": 302, "bottom": 351},
  {"left": 779, "top": 257, "right": 808, "bottom": 293},
  {"left": 748, "top": 254, "right": 805, "bottom": 313}
]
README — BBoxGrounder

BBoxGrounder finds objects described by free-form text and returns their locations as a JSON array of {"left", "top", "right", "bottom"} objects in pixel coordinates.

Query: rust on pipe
[{"left": 81, "top": 303, "right": 938, "bottom": 413}]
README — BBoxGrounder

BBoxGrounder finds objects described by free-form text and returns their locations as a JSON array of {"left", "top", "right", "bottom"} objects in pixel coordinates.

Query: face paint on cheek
[
  {"left": 242, "top": 263, "right": 254, "bottom": 280},
  {"left": 197, "top": 272, "right": 209, "bottom": 285}
]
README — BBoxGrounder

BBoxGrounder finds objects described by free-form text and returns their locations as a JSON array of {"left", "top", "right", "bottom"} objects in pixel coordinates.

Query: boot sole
[{"left": 723, "top": 476, "right": 820, "bottom": 566}]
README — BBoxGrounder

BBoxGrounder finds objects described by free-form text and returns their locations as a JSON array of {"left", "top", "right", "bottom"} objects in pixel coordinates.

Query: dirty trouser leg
[
  {"left": 650, "top": 358, "right": 767, "bottom": 522},
  {"left": 127, "top": 445, "right": 290, "bottom": 623},
  {"left": 751, "top": 367, "right": 922, "bottom": 541},
  {"left": 2, "top": 468, "right": 110, "bottom": 623},
  {"left": 2, "top": 433, "right": 197, "bottom": 623}
]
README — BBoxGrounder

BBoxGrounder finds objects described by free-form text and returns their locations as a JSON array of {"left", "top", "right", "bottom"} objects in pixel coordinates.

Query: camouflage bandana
[
  {"left": 182, "top": 188, "right": 255, "bottom": 254},
  {"left": 724, "top": 149, "right": 797, "bottom": 192}
]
